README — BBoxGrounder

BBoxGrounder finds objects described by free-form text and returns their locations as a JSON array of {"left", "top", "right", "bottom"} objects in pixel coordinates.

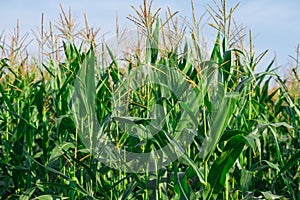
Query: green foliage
[{"left": 0, "top": 0, "right": 299, "bottom": 199}]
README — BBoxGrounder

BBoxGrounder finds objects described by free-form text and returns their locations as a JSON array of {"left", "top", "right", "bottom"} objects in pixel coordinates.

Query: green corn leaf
[
  {"left": 19, "top": 187, "right": 36, "bottom": 200},
  {"left": 32, "top": 195, "right": 69, "bottom": 200},
  {"left": 263, "top": 160, "right": 280, "bottom": 171},
  {"left": 120, "top": 180, "right": 137, "bottom": 200},
  {"left": 174, "top": 173, "right": 195, "bottom": 200},
  {"left": 0, "top": 82, "right": 15, "bottom": 112},
  {"left": 35, "top": 84, "right": 44, "bottom": 117},
  {"left": 106, "top": 44, "right": 119, "bottom": 68},
  {"left": 205, "top": 134, "right": 248, "bottom": 198},
  {"left": 49, "top": 142, "right": 75, "bottom": 163},
  {"left": 279, "top": 151, "right": 300, "bottom": 174},
  {"left": 210, "top": 32, "right": 222, "bottom": 64},
  {"left": 202, "top": 92, "right": 239, "bottom": 161},
  {"left": 151, "top": 19, "right": 159, "bottom": 64},
  {"left": 261, "top": 191, "right": 283, "bottom": 200},
  {"left": 84, "top": 46, "right": 96, "bottom": 112},
  {"left": 222, "top": 50, "right": 231, "bottom": 84}
]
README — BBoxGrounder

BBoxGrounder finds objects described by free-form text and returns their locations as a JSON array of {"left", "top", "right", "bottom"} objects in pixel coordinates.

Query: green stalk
[
  {"left": 204, "top": 161, "right": 208, "bottom": 184},
  {"left": 203, "top": 106, "right": 208, "bottom": 183},
  {"left": 225, "top": 174, "right": 229, "bottom": 200}
]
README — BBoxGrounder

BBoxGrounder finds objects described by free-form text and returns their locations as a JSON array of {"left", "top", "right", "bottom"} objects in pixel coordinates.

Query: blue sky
[{"left": 1, "top": 0, "right": 300, "bottom": 72}]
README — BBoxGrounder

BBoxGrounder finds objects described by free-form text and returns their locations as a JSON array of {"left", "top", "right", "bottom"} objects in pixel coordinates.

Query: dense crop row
[{"left": 0, "top": 1, "right": 299, "bottom": 199}]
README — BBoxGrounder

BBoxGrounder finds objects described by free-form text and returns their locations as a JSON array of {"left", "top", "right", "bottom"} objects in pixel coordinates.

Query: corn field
[{"left": 0, "top": 1, "right": 299, "bottom": 199}]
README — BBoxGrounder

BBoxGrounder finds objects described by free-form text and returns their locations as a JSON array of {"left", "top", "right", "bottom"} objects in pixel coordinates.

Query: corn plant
[{"left": 0, "top": 0, "right": 299, "bottom": 199}]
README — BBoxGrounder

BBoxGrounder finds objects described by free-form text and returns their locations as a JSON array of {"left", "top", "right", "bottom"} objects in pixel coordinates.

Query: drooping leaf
[
  {"left": 205, "top": 134, "right": 247, "bottom": 197},
  {"left": 202, "top": 92, "right": 239, "bottom": 161},
  {"left": 261, "top": 191, "right": 283, "bottom": 200},
  {"left": 49, "top": 142, "right": 75, "bottom": 163}
]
